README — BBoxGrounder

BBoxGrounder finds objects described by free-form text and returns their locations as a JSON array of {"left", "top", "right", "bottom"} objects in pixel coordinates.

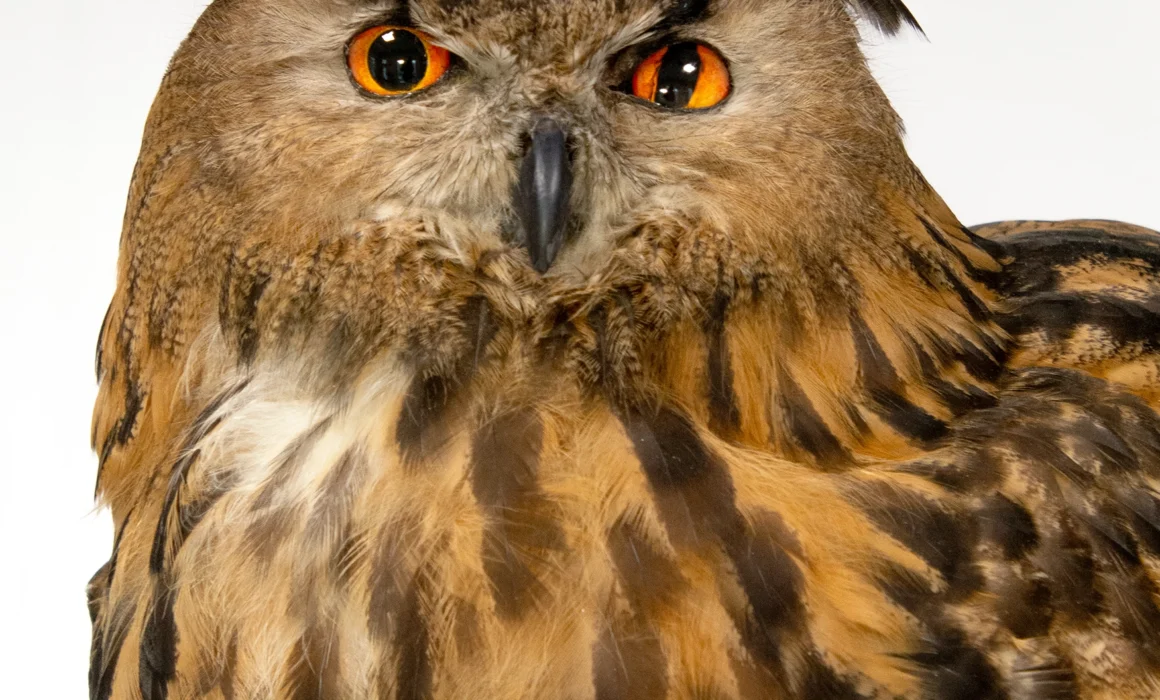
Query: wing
[
  {"left": 862, "top": 219, "right": 1160, "bottom": 699},
  {"left": 980, "top": 219, "right": 1160, "bottom": 404}
]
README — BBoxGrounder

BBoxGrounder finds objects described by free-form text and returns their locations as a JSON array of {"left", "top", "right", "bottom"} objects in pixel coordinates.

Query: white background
[{"left": 0, "top": 1, "right": 1156, "bottom": 696}]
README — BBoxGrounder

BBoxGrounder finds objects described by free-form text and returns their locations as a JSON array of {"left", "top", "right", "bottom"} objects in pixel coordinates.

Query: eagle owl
[{"left": 88, "top": 0, "right": 1160, "bottom": 698}]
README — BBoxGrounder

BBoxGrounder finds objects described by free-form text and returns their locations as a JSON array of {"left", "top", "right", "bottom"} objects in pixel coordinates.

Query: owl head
[{"left": 144, "top": 0, "right": 926, "bottom": 283}]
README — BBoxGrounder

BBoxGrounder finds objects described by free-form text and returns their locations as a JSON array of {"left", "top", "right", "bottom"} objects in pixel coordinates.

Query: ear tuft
[{"left": 847, "top": 0, "right": 924, "bottom": 36}]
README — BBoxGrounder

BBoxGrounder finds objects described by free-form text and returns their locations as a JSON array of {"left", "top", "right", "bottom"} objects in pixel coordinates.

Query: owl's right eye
[{"left": 347, "top": 26, "right": 452, "bottom": 97}]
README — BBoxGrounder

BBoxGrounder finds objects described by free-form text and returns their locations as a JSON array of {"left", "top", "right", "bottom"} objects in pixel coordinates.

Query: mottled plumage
[{"left": 88, "top": 1, "right": 1160, "bottom": 698}]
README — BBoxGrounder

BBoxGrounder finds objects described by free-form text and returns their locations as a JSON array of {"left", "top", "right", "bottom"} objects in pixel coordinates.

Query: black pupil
[
  {"left": 367, "top": 29, "right": 428, "bottom": 90},
  {"left": 655, "top": 42, "right": 702, "bottom": 108}
]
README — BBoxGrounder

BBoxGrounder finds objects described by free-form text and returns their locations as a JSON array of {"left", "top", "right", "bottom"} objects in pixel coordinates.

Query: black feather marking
[
  {"left": 938, "top": 261, "right": 992, "bottom": 322},
  {"left": 899, "top": 243, "right": 990, "bottom": 322},
  {"left": 96, "top": 302, "right": 113, "bottom": 380},
  {"left": 905, "top": 645, "right": 1007, "bottom": 700},
  {"left": 867, "top": 380, "right": 949, "bottom": 443},
  {"left": 139, "top": 587, "right": 178, "bottom": 700},
  {"left": 1034, "top": 517, "right": 1102, "bottom": 619},
  {"left": 658, "top": 0, "right": 713, "bottom": 30},
  {"left": 621, "top": 403, "right": 744, "bottom": 550},
  {"left": 588, "top": 304, "right": 610, "bottom": 389},
  {"left": 115, "top": 381, "right": 145, "bottom": 446},
  {"left": 395, "top": 575, "right": 434, "bottom": 700},
  {"left": 776, "top": 367, "right": 851, "bottom": 465},
  {"left": 798, "top": 653, "right": 863, "bottom": 700},
  {"left": 1001, "top": 293, "right": 1160, "bottom": 349},
  {"left": 876, "top": 562, "right": 1007, "bottom": 699},
  {"left": 540, "top": 308, "right": 575, "bottom": 363},
  {"left": 150, "top": 450, "right": 201, "bottom": 576},
  {"left": 961, "top": 225, "right": 1010, "bottom": 262},
  {"left": 96, "top": 429, "right": 117, "bottom": 496},
  {"left": 705, "top": 289, "right": 741, "bottom": 437},
  {"left": 607, "top": 518, "right": 687, "bottom": 609},
  {"left": 847, "top": 481, "right": 979, "bottom": 597},
  {"left": 847, "top": 0, "right": 922, "bottom": 34},
  {"left": 219, "top": 635, "right": 238, "bottom": 700},
  {"left": 879, "top": 569, "right": 1007, "bottom": 699},
  {"left": 396, "top": 374, "right": 456, "bottom": 462},
  {"left": 921, "top": 218, "right": 991, "bottom": 283},
  {"left": 978, "top": 494, "right": 1039, "bottom": 560},
  {"left": 149, "top": 379, "right": 252, "bottom": 574},
  {"left": 91, "top": 600, "right": 136, "bottom": 700},
  {"left": 993, "top": 570, "right": 1054, "bottom": 639},
  {"left": 1082, "top": 506, "right": 1144, "bottom": 568},
  {"left": 367, "top": 524, "right": 434, "bottom": 700},
  {"left": 1065, "top": 414, "right": 1140, "bottom": 475},
  {"left": 236, "top": 269, "right": 271, "bottom": 365},
  {"left": 620, "top": 404, "right": 805, "bottom": 678},
  {"left": 913, "top": 343, "right": 998, "bottom": 417},
  {"left": 842, "top": 400, "right": 871, "bottom": 436},
  {"left": 893, "top": 459, "right": 977, "bottom": 494},
  {"left": 284, "top": 626, "right": 342, "bottom": 700},
  {"left": 874, "top": 561, "right": 937, "bottom": 617},
  {"left": 727, "top": 511, "right": 807, "bottom": 648},
  {"left": 249, "top": 503, "right": 307, "bottom": 565},
  {"left": 900, "top": 242, "right": 943, "bottom": 292},
  {"left": 469, "top": 408, "right": 564, "bottom": 619},
  {"left": 1078, "top": 509, "right": 1160, "bottom": 654},
  {"left": 939, "top": 331, "right": 1007, "bottom": 384},
  {"left": 592, "top": 619, "right": 669, "bottom": 700},
  {"left": 622, "top": 403, "right": 720, "bottom": 493},
  {"left": 1119, "top": 488, "right": 1160, "bottom": 555},
  {"left": 89, "top": 510, "right": 135, "bottom": 700},
  {"left": 397, "top": 295, "right": 497, "bottom": 462},
  {"left": 991, "top": 225, "right": 1160, "bottom": 297},
  {"left": 219, "top": 248, "right": 271, "bottom": 365},
  {"left": 849, "top": 312, "right": 948, "bottom": 443}
]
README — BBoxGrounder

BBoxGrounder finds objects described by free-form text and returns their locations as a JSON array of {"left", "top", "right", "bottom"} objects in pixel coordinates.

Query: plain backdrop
[{"left": 1, "top": 1, "right": 1157, "bottom": 695}]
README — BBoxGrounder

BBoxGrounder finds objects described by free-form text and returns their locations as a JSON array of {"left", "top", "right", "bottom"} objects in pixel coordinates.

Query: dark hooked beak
[{"left": 516, "top": 117, "right": 573, "bottom": 273}]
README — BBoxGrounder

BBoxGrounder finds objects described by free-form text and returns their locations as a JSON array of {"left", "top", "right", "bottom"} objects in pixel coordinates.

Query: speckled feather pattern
[{"left": 88, "top": 0, "right": 1160, "bottom": 698}]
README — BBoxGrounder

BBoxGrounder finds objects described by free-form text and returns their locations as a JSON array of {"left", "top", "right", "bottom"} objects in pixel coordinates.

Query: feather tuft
[{"left": 847, "top": 0, "right": 924, "bottom": 35}]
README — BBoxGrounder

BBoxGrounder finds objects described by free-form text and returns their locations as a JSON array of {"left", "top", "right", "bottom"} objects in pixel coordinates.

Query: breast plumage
[{"left": 87, "top": 1, "right": 1160, "bottom": 698}]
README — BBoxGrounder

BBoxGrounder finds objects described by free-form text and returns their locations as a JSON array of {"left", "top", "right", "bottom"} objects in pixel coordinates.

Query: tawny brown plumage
[{"left": 88, "top": 1, "right": 1160, "bottom": 699}]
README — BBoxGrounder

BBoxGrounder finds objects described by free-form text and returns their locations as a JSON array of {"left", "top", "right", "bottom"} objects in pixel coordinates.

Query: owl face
[{"left": 177, "top": 0, "right": 906, "bottom": 278}]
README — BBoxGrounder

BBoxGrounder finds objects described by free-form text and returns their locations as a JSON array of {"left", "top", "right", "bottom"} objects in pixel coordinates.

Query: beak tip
[{"left": 530, "top": 253, "right": 552, "bottom": 274}]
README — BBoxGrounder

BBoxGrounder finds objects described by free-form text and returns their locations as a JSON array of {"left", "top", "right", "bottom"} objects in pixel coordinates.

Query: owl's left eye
[
  {"left": 629, "top": 42, "right": 731, "bottom": 110},
  {"left": 347, "top": 26, "right": 452, "bottom": 96}
]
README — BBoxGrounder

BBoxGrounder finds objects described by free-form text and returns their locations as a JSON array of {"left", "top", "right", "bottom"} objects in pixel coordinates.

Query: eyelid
[{"left": 607, "top": 31, "right": 697, "bottom": 82}]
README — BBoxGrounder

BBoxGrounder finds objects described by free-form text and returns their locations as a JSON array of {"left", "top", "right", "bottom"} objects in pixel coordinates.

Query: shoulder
[
  {"left": 977, "top": 220, "right": 1160, "bottom": 407},
  {"left": 973, "top": 219, "right": 1160, "bottom": 296}
]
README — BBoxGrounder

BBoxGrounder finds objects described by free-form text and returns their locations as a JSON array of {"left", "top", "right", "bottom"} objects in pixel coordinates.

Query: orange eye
[
  {"left": 347, "top": 26, "right": 451, "bottom": 96},
  {"left": 631, "top": 42, "right": 730, "bottom": 110}
]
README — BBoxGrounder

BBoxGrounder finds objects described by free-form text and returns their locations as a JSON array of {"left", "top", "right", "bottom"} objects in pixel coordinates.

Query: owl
[{"left": 87, "top": 0, "right": 1160, "bottom": 698}]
